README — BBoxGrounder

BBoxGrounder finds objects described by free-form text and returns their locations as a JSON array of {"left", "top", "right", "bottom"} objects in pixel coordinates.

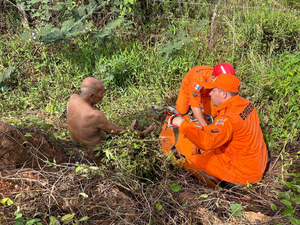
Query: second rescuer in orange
[
  {"left": 171, "top": 74, "right": 268, "bottom": 185},
  {"left": 176, "top": 63, "right": 235, "bottom": 126}
]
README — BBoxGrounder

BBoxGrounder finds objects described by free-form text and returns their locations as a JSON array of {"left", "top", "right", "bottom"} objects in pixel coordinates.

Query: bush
[{"left": 259, "top": 51, "right": 300, "bottom": 148}]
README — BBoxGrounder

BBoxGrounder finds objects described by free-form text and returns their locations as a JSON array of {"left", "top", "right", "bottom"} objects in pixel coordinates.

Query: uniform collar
[{"left": 216, "top": 94, "right": 240, "bottom": 112}]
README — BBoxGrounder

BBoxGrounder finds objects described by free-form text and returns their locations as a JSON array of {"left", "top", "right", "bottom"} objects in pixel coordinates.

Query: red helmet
[{"left": 213, "top": 62, "right": 235, "bottom": 77}]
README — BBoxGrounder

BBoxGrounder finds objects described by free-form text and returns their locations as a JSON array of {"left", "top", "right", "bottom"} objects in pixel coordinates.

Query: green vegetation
[{"left": 0, "top": 0, "right": 300, "bottom": 224}]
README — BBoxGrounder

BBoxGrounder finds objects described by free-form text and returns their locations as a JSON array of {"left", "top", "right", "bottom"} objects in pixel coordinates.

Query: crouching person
[{"left": 171, "top": 74, "right": 268, "bottom": 185}]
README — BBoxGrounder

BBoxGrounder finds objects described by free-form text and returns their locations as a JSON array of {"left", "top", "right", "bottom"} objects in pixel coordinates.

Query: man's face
[
  {"left": 93, "top": 83, "right": 106, "bottom": 104},
  {"left": 209, "top": 87, "right": 224, "bottom": 107}
]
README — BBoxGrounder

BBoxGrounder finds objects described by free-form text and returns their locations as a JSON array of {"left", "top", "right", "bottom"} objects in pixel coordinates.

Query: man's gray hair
[
  {"left": 227, "top": 91, "right": 238, "bottom": 97},
  {"left": 81, "top": 82, "right": 97, "bottom": 95}
]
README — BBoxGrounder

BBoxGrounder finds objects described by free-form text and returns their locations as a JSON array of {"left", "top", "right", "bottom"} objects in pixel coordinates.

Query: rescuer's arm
[
  {"left": 191, "top": 106, "right": 207, "bottom": 126},
  {"left": 172, "top": 116, "right": 233, "bottom": 150}
]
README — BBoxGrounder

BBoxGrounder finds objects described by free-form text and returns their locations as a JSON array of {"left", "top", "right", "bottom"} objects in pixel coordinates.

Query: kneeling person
[
  {"left": 176, "top": 63, "right": 235, "bottom": 126},
  {"left": 172, "top": 74, "right": 268, "bottom": 185}
]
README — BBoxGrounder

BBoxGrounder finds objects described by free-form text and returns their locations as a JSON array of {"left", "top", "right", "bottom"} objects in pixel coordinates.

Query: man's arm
[
  {"left": 172, "top": 116, "right": 233, "bottom": 150},
  {"left": 96, "top": 111, "right": 124, "bottom": 135},
  {"left": 191, "top": 106, "right": 207, "bottom": 126},
  {"left": 96, "top": 112, "right": 156, "bottom": 136}
]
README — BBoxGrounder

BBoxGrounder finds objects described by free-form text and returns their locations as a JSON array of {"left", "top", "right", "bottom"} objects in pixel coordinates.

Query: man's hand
[
  {"left": 172, "top": 116, "right": 184, "bottom": 128},
  {"left": 129, "top": 120, "right": 156, "bottom": 137},
  {"left": 168, "top": 114, "right": 184, "bottom": 128},
  {"left": 129, "top": 120, "right": 137, "bottom": 131}
]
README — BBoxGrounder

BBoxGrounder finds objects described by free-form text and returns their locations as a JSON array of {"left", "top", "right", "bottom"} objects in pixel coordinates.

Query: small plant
[
  {"left": 100, "top": 130, "right": 162, "bottom": 180},
  {"left": 274, "top": 173, "right": 300, "bottom": 224},
  {"left": 75, "top": 164, "right": 105, "bottom": 179},
  {"left": 170, "top": 183, "right": 181, "bottom": 192},
  {"left": 156, "top": 202, "right": 162, "bottom": 211},
  {"left": 0, "top": 197, "right": 13, "bottom": 206},
  {"left": 13, "top": 207, "right": 43, "bottom": 225},
  {"left": 49, "top": 214, "right": 89, "bottom": 225},
  {"left": 230, "top": 203, "right": 243, "bottom": 217},
  {"left": 158, "top": 21, "right": 207, "bottom": 57}
]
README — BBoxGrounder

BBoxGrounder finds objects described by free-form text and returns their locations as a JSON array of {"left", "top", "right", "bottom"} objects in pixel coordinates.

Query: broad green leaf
[
  {"left": 170, "top": 183, "right": 181, "bottom": 192},
  {"left": 156, "top": 202, "right": 162, "bottom": 211},
  {"left": 25, "top": 133, "right": 33, "bottom": 137},
  {"left": 271, "top": 203, "right": 277, "bottom": 210},
  {"left": 0, "top": 197, "right": 13, "bottom": 206},
  {"left": 281, "top": 199, "right": 292, "bottom": 206},
  {"left": 292, "top": 185, "right": 300, "bottom": 193},
  {"left": 15, "top": 213, "right": 23, "bottom": 219},
  {"left": 200, "top": 194, "right": 208, "bottom": 198},
  {"left": 230, "top": 203, "right": 243, "bottom": 217},
  {"left": 93, "top": 146, "right": 101, "bottom": 151},
  {"left": 282, "top": 207, "right": 295, "bottom": 216},
  {"left": 289, "top": 216, "right": 300, "bottom": 225},
  {"left": 284, "top": 182, "right": 293, "bottom": 188},
  {"left": 76, "top": 166, "right": 82, "bottom": 173},
  {"left": 62, "top": 213, "right": 75, "bottom": 223},
  {"left": 15, "top": 218, "right": 26, "bottom": 225},
  {"left": 278, "top": 191, "right": 290, "bottom": 199},
  {"left": 6, "top": 198, "right": 13, "bottom": 206},
  {"left": 49, "top": 216, "right": 60, "bottom": 225},
  {"left": 26, "top": 218, "right": 41, "bottom": 225},
  {"left": 291, "top": 197, "right": 300, "bottom": 204},
  {"left": 44, "top": 124, "right": 54, "bottom": 132}
]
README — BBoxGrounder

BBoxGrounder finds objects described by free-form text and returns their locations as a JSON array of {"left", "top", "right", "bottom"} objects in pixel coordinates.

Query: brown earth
[
  {"left": 0, "top": 121, "right": 67, "bottom": 170},
  {"left": 0, "top": 120, "right": 299, "bottom": 224}
]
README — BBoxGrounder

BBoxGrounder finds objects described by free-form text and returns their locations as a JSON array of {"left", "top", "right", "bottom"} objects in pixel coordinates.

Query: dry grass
[{"left": 0, "top": 122, "right": 299, "bottom": 224}]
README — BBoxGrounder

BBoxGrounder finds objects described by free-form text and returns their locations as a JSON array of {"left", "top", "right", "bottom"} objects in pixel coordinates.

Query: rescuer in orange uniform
[
  {"left": 176, "top": 63, "right": 235, "bottom": 126},
  {"left": 171, "top": 74, "right": 268, "bottom": 185}
]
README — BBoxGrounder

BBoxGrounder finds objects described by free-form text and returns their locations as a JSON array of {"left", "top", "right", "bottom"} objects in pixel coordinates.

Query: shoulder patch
[
  {"left": 215, "top": 118, "right": 227, "bottom": 126},
  {"left": 193, "top": 83, "right": 201, "bottom": 91},
  {"left": 192, "top": 91, "right": 199, "bottom": 97}
]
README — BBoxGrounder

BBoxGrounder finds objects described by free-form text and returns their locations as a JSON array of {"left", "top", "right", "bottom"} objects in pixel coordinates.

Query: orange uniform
[
  {"left": 179, "top": 95, "right": 268, "bottom": 185},
  {"left": 176, "top": 66, "right": 217, "bottom": 117}
]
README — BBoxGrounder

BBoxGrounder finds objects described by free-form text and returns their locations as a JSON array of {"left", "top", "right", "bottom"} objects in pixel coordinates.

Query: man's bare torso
[{"left": 67, "top": 94, "right": 106, "bottom": 149}]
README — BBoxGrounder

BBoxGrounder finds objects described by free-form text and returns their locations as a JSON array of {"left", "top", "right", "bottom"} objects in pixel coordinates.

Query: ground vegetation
[{"left": 0, "top": 0, "right": 300, "bottom": 224}]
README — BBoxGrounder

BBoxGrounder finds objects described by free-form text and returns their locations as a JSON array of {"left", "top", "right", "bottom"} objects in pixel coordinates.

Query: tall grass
[{"left": 1, "top": 0, "right": 300, "bottom": 149}]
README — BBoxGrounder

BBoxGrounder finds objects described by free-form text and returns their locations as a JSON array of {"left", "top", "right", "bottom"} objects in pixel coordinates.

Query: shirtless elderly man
[{"left": 67, "top": 77, "right": 156, "bottom": 149}]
